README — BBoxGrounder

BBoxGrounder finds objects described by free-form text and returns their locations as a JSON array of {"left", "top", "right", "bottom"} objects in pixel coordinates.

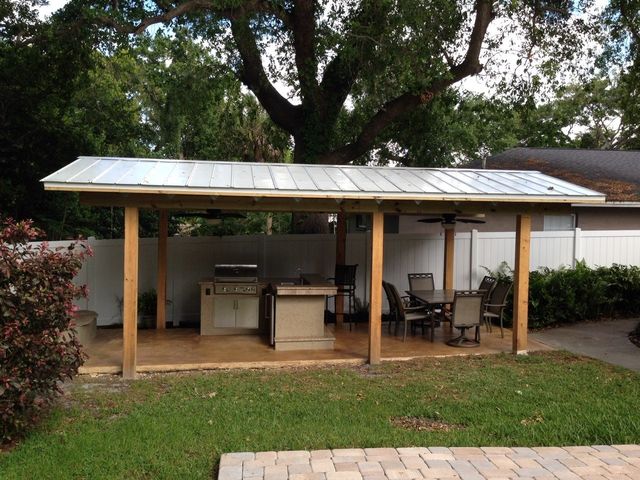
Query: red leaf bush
[{"left": 0, "top": 219, "right": 90, "bottom": 443}]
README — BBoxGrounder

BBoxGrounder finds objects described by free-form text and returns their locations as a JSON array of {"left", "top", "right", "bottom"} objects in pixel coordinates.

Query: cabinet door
[
  {"left": 213, "top": 297, "right": 236, "bottom": 328},
  {"left": 235, "top": 297, "right": 259, "bottom": 328}
]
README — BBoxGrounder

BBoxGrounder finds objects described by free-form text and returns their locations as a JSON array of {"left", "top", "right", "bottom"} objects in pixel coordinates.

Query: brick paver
[{"left": 219, "top": 445, "right": 640, "bottom": 480}]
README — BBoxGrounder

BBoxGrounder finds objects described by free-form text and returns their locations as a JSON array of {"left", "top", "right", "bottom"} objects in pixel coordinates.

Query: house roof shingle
[{"left": 481, "top": 148, "right": 640, "bottom": 202}]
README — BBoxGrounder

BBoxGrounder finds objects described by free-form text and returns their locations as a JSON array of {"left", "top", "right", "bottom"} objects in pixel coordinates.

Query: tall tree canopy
[{"left": 91, "top": 0, "right": 597, "bottom": 164}]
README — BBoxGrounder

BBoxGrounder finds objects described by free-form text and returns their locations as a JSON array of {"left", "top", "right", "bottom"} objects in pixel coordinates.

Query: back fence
[{"left": 52, "top": 229, "right": 640, "bottom": 326}]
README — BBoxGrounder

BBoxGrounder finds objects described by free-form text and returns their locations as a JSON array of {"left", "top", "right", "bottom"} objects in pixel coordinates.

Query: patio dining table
[
  {"left": 406, "top": 289, "right": 456, "bottom": 328},
  {"left": 406, "top": 289, "right": 456, "bottom": 306}
]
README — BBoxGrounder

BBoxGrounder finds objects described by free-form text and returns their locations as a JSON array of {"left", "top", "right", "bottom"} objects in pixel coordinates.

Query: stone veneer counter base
[{"left": 219, "top": 445, "right": 640, "bottom": 480}]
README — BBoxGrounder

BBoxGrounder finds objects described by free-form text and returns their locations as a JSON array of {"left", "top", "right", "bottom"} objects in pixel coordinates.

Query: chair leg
[
  {"left": 403, "top": 320, "right": 408, "bottom": 342},
  {"left": 499, "top": 312, "right": 504, "bottom": 338},
  {"left": 430, "top": 319, "right": 435, "bottom": 342}
]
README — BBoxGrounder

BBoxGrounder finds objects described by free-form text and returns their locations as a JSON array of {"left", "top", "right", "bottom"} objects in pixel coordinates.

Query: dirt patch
[{"left": 390, "top": 415, "right": 464, "bottom": 432}]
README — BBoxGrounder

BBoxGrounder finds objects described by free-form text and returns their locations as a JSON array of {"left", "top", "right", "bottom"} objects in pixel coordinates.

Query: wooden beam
[
  {"left": 123, "top": 206, "right": 139, "bottom": 379},
  {"left": 443, "top": 227, "right": 455, "bottom": 290},
  {"left": 79, "top": 192, "right": 568, "bottom": 216},
  {"left": 156, "top": 209, "right": 168, "bottom": 330},
  {"left": 335, "top": 212, "right": 346, "bottom": 327},
  {"left": 513, "top": 214, "right": 531, "bottom": 354},
  {"left": 368, "top": 212, "right": 384, "bottom": 365}
]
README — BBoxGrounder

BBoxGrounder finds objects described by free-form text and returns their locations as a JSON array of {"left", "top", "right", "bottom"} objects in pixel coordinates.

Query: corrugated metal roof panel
[
  {"left": 41, "top": 156, "right": 606, "bottom": 204},
  {"left": 189, "top": 162, "right": 215, "bottom": 188}
]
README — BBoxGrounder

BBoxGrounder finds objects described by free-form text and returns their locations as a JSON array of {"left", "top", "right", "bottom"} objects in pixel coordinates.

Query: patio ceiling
[{"left": 42, "top": 157, "right": 606, "bottom": 213}]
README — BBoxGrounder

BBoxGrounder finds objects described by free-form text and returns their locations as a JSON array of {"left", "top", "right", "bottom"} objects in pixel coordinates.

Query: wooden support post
[
  {"left": 335, "top": 212, "right": 346, "bottom": 327},
  {"left": 368, "top": 212, "right": 384, "bottom": 365},
  {"left": 513, "top": 214, "right": 531, "bottom": 354},
  {"left": 443, "top": 227, "right": 455, "bottom": 290},
  {"left": 123, "top": 207, "right": 139, "bottom": 379},
  {"left": 156, "top": 209, "right": 168, "bottom": 330}
]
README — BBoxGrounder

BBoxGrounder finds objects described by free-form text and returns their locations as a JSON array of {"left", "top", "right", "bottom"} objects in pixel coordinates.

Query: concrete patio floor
[
  {"left": 531, "top": 318, "right": 640, "bottom": 372},
  {"left": 219, "top": 445, "right": 640, "bottom": 480},
  {"left": 79, "top": 322, "right": 551, "bottom": 374}
]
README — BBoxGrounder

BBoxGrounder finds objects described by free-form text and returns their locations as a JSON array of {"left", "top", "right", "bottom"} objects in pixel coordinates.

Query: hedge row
[{"left": 490, "top": 262, "right": 640, "bottom": 329}]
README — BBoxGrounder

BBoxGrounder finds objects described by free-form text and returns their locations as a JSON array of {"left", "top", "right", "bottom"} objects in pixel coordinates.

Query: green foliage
[
  {"left": 0, "top": 219, "right": 88, "bottom": 443},
  {"left": 484, "top": 261, "right": 640, "bottom": 329}
]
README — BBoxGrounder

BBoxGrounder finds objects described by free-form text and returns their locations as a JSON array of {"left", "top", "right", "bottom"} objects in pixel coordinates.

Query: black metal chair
[
  {"left": 327, "top": 264, "right": 358, "bottom": 330},
  {"left": 478, "top": 275, "right": 497, "bottom": 304},
  {"left": 447, "top": 290, "right": 485, "bottom": 348},
  {"left": 383, "top": 281, "right": 436, "bottom": 342},
  {"left": 408, "top": 272, "right": 442, "bottom": 320},
  {"left": 408, "top": 273, "right": 435, "bottom": 291},
  {"left": 483, "top": 280, "right": 513, "bottom": 338}
]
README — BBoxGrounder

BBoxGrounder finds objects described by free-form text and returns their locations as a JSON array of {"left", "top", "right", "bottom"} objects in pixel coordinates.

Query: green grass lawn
[{"left": 1, "top": 351, "right": 640, "bottom": 479}]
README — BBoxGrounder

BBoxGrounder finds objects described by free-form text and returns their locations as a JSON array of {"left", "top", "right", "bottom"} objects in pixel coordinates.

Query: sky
[{"left": 37, "top": 0, "right": 68, "bottom": 19}]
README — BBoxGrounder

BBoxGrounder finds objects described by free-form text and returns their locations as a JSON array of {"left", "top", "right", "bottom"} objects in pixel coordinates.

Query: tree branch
[
  {"left": 96, "top": 0, "right": 214, "bottom": 34},
  {"left": 230, "top": 18, "right": 300, "bottom": 133},
  {"left": 96, "top": 0, "right": 292, "bottom": 35},
  {"left": 318, "top": 1, "right": 391, "bottom": 121},
  {"left": 320, "top": 0, "right": 494, "bottom": 164},
  {"left": 291, "top": 0, "right": 319, "bottom": 104}
]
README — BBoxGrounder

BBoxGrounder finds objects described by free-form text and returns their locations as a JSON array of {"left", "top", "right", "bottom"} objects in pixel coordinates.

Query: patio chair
[
  {"left": 407, "top": 273, "right": 435, "bottom": 291},
  {"left": 483, "top": 280, "right": 513, "bottom": 338},
  {"left": 326, "top": 264, "right": 358, "bottom": 330},
  {"left": 478, "top": 275, "right": 497, "bottom": 303},
  {"left": 446, "top": 290, "right": 485, "bottom": 348},
  {"left": 408, "top": 272, "right": 443, "bottom": 319},
  {"left": 383, "top": 281, "right": 436, "bottom": 342}
]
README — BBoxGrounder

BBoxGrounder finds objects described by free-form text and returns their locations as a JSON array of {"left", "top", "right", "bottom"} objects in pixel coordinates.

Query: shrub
[
  {"left": 0, "top": 219, "right": 90, "bottom": 444},
  {"left": 484, "top": 261, "right": 640, "bottom": 329}
]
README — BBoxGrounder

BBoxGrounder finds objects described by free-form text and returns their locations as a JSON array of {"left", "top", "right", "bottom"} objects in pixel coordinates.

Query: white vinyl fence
[{"left": 52, "top": 229, "right": 640, "bottom": 326}]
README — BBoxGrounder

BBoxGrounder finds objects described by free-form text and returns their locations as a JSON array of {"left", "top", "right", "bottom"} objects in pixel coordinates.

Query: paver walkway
[{"left": 219, "top": 446, "right": 640, "bottom": 480}]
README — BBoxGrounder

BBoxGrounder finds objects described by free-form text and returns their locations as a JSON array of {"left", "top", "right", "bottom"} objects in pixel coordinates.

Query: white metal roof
[{"left": 41, "top": 156, "right": 606, "bottom": 204}]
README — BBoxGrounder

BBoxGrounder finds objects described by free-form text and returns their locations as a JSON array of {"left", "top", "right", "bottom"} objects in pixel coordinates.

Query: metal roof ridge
[{"left": 66, "top": 155, "right": 550, "bottom": 174}]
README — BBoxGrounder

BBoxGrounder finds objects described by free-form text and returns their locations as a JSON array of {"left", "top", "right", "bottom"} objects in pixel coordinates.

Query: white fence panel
[
  {"left": 581, "top": 231, "right": 640, "bottom": 267},
  {"left": 37, "top": 229, "right": 640, "bottom": 326}
]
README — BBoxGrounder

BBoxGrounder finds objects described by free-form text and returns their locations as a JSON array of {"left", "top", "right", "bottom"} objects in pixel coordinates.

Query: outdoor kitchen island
[
  {"left": 200, "top": 267, "right": 338, "bottom": 351},
  {"left": 270, "top": 274, "right": 338, "bottom": 351}
]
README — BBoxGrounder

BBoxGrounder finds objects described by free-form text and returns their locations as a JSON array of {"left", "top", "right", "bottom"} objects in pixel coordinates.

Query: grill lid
[{"left": 214, "top": 264, "right": 258, "bottom": 283}]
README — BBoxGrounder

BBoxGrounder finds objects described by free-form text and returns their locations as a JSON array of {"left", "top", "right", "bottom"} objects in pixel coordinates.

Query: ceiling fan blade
[
  {"left": 457, "top": 218, "right": 486, "bottom": 224},
  {"left": 417, "top": 218, "right": 443, "bottom": 223}
]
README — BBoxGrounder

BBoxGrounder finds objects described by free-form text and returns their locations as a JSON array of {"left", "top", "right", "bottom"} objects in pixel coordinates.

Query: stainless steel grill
[{"left": 213, "top": 264, "right": 258, "bottom": 295}]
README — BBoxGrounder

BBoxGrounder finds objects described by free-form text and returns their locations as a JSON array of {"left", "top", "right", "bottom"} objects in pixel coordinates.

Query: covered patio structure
[{"left": 42, "top": 157, "right": 605, "bottom": 378}]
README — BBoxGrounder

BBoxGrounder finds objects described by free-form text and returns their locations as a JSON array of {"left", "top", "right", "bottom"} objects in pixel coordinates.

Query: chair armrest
[{"left": 484, "top": 303, "right": 506, "bottom": 308}]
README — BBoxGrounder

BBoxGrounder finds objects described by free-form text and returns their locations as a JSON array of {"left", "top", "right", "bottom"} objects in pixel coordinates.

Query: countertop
[{"left": 199, "top": 274, "right": 337, "bottom": 296}]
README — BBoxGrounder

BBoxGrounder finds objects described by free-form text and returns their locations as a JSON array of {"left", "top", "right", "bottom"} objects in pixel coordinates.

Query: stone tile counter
[{"left": 272, "top": 274, "right": 337, "bottom": 351}]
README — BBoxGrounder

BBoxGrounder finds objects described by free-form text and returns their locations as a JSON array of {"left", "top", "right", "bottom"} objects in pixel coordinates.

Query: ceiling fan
[
  {"left": 172, "top": 209, "right": 246, "bottom": 225},
  {"left": 417, "top": 213, "right": 486, "bottom": 228}
]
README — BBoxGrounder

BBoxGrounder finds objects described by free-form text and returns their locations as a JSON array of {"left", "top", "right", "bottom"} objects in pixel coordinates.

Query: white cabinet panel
[
  {"left": 214, "top": 297, "right": 236, "bottom": 328},
  {"left": 235, "top": 297, "right": 259, "bottom": 328}
]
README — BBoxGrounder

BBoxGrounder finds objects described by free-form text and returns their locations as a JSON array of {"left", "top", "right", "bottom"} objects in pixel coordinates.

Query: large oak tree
[{"left": 92, "top": 0, "right": 595, "bottom": 164}]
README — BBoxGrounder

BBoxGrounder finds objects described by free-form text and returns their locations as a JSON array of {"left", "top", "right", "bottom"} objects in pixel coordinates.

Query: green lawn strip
[{"left": 1, "top": 351, "right": 639, "bottom": 480}]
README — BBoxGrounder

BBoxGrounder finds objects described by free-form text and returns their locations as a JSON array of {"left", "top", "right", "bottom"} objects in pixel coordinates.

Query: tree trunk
[{"left": 291, "top": 212, "right": 330, "bottom": 234}]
